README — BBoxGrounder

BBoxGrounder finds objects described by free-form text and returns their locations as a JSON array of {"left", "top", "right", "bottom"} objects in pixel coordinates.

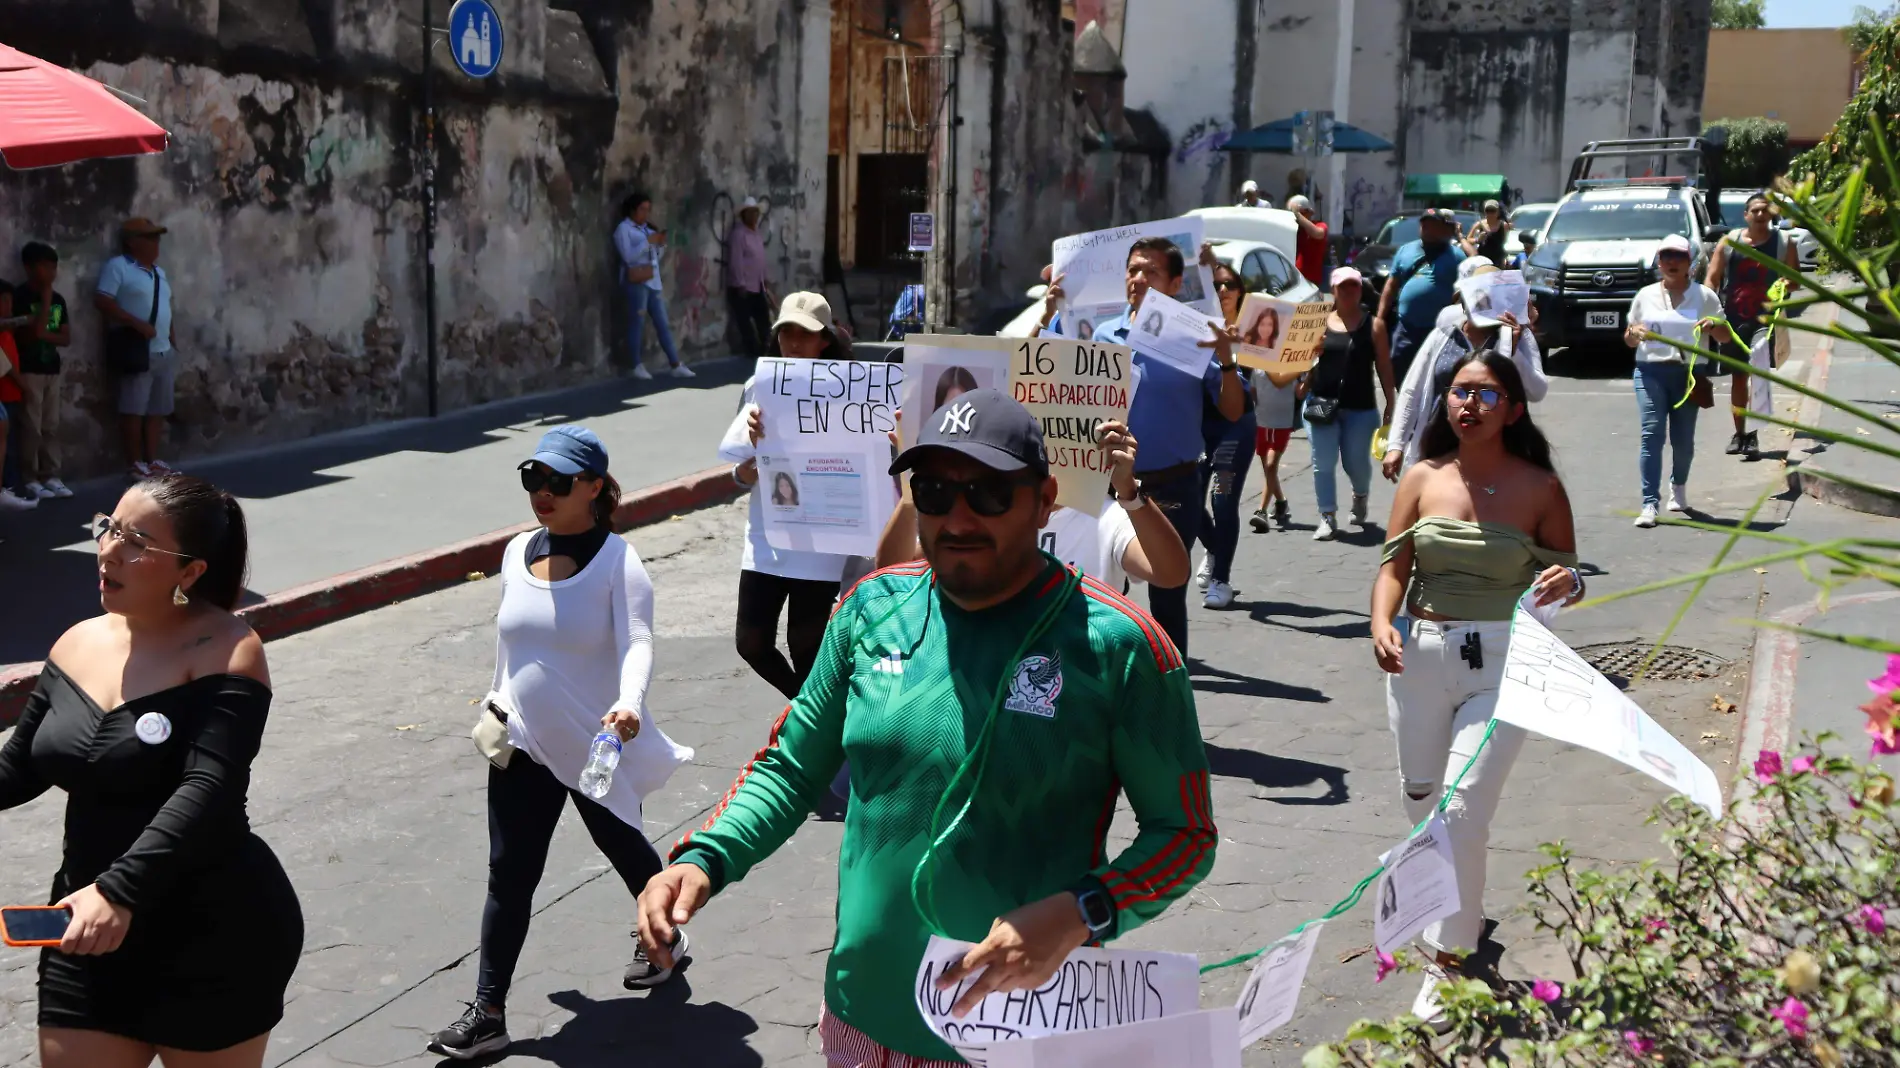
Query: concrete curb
[
  {"left": 0, "top": 466, "right": 742, "bottom": 727},
  {"left": 1787, "top": 465, "right": 1900, "bottom": 518}
]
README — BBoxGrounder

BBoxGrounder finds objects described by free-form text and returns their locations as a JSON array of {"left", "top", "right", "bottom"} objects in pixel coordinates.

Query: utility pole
[{"left": 421, "top": 0, "right": 439, "bottom": 417}]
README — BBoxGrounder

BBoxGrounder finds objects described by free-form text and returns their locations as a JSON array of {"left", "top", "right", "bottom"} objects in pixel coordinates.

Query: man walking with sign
[
  {"left": 637, "top": 388, "right": 1216, "bottom": 1066},
  {"left": 1035, "top": 236, "right": 1245, "bottom": 656}
]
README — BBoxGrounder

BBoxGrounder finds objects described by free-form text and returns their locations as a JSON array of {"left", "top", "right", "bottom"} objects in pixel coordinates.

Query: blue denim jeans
[
  {"left": 624, "top": 283, "right": 680, "bottom": 368},
  {"left": 1198, "top": 430, "right": 1256, "bottom": 584},
  {"left": 1634, "top": 361, "right": 1697, "bottom": 506},
  {"left": 1306, "top": 406, "right": 1379, "bottom": 515}
]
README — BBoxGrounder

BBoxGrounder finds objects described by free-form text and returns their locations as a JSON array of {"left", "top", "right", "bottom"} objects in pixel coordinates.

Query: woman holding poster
[
  {"left": 716, "top": 294, "right": 854, "bottom": 701},
  {"left": 1369, "top": 348, "right": 1582, "bottom": 1032},
  {"left": 1305, "top": 267, "right": 1395, "bottom": 541}
]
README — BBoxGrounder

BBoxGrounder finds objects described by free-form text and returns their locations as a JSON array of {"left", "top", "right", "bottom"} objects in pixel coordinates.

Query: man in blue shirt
[
  {"left": 1035, "top": 237, "right": 1244, "bottom": 656},
  {"left": 1375, "top": 208, "right": 1466, "bottom": 381},
  {"left": 613, "top": 193, "right": 692, "bottom": 381},
  {"left": 95, "top": 218, "right": 180, "bottom": 478}
]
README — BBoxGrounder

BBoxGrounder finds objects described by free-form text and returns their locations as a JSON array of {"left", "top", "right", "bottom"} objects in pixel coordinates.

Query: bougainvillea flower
[
  {"left": 1862, "top": 696, "right": 1900, "bottom": 757},
  {"left": 1374, "top": 950, "right": 1395, "bottom": 983},
  {"left": 1622, "top": 1031, "right": 1655, "bottom": 1055},
  {"left": 1770, "top": 996, "right": 1809, "bottom": 1038},
  {"left": 1643, "top": 916, "right": 1668, "bottom": 942},
  {"left": 1792, "top": 754, "right": 1816, "bottom": 774},
  {"left": 1866, "top": 653, "right": 1900, "bottom": 695},
  {"left": 1754, "top": 750, "right": 1784, "bottom": 782},
  {"left": 1858, "top": 904, "right": 1887, "bottom": 936},
  {"left": 1530, "top": 979, "right": 1561, "bottom": 1003}
]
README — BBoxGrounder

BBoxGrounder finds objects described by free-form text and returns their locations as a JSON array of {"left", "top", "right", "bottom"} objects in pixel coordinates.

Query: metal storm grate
[{"left": 1575, "top": 642, "right": 1732, "bottom": 683}]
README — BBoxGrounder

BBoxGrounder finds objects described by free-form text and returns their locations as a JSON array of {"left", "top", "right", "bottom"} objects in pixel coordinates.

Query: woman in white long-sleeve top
[
  {"left": 429, "top": 425, "right": 692, "bottom": 1062},
  {"left": 1383, "top": 263, "right": 1548, "bottom": 479}
]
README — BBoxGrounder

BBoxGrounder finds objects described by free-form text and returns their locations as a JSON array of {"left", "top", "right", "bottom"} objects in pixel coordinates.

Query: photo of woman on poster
[
  {"left": 1243, "top": 302, "right": 1283, "bottom": 352},
  {"left": 771, "top": 471, "right": 801, "bottom": 507},
  {"left": 933, "top": 365, "right": 980, "bottom": 413}
]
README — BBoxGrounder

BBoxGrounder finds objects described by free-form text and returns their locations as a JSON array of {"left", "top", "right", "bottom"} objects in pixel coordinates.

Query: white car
[
  {"left": 1186, "top": 205, "right": 1303, "bottom": 263},
  {"left": 996, "top": 240, "right": 1317, "bottom": 338}
]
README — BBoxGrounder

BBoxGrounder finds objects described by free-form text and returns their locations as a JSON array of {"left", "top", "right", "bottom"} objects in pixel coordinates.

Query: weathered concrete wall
[
  {"left": 1122, "top": 0, "right": 1240, "bottom": 215},
  {"left": 0, "top": 0, "right": 827, "bottom": 474}
]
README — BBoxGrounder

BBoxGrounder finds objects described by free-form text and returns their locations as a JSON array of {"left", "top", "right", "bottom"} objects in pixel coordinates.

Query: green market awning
[{"left": 1403, "top": 173, "right": 1507, "bottom": 198}]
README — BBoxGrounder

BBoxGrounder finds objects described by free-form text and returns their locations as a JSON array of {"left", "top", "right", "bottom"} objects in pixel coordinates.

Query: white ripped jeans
[{"left": 1385, "top": 616, "right": 1524, "bottom": 954}]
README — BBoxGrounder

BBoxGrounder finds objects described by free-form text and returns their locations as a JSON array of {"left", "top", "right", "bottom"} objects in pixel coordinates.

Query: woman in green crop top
[{"left": 1369, "top": 347, "right": 1583, "bottom": 1031}]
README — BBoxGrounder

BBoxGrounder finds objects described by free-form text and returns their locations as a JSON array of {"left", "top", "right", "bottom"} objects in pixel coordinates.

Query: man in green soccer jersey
[{"left": 637, "top": 388, "right": 1216, "bottom": 1065}]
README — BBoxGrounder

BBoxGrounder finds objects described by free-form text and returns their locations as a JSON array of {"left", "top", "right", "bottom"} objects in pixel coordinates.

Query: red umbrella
[{"left": 0, "top": 42, "right": 168, "bottom": 169}]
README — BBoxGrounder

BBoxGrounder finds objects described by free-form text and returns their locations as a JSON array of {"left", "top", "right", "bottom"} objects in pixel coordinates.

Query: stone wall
[{"left": 0, "top": 0, "right": 828, "bottom": 473}]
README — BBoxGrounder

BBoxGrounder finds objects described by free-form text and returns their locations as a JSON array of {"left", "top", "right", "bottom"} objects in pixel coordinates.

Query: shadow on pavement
[
  {"left": 1203, "top": 743, "right": 1349, "bottom": 805},
  {"left": 1188, "top": 658, "right": 1329, "bottom": 703},
  {"left": 500, "top": 979, "right": 765, "bottom": 1068},
  {"left": 1243, "top": 601, "right": 1373, "bottom": 642}
]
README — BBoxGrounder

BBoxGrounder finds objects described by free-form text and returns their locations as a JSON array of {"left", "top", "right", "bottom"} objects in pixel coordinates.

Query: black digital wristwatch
[{"left": 1073, "top": 885, "right": 1115, "bottom": 940}]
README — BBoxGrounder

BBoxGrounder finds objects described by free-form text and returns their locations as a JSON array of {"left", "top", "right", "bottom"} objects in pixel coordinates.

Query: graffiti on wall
[
  {"left": 1174, "top": 118, "right": 1232, "bottom": 164},
  {"left": 1347, "top": 177, "right": 1398, "bottom": 228}
]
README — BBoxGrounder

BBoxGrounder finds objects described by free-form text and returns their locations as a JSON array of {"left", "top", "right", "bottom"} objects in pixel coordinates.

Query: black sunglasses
[
  {"left": 519, "top": 464, "right": 590, "bottom": 496},
  {"left": 912, "top": 472, "right": 1037, "bottom": 517},
  {"left": 1215, "top": 278, "right": 1245, "bottom": 292}
]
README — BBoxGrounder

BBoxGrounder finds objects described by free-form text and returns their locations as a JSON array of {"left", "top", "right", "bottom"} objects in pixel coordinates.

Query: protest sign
[
  {"left": 1010, "top": 336, "right": 1134, "bottom": 516},
  {"left": 1128, "top": 288, "right": 1220, "bottom": 378},
  {"left": 1235, "top": 922, "right": 1325, "bottom": 1048},
  {"left": 1458, "top": 270, "right": 1530, "bottom": 327},
  {"left": 971, "top": 1009, "right": 1242, "bottom": 1068},
  {"left": 1372, "top": 814, "right": 1460, "bottom": 953},
  {"left": 1234, "top": 294, "right": 1330, "bottom": 374},
  {"left": 1495, "top": 604, "right": 1724, "bottom": 816},
  {"left": 753, "top": 356, "right": 904, "bottom": 557},
  {"left": 900, "top": 335, "right": 1015, "bottom": 446},
  {"left": 915, "top": 936, "right": 1205, "bottom": 1067},
  {"left": 1051, "top": 216, "right": 1216, "bottom": 338}
]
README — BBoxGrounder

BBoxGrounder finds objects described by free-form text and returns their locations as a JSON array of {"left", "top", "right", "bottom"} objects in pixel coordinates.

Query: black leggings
[
  {"left": 475, "top": 752, "right": 665, "bottom": 1007},
  {"left": 736, "top": 569, "right": 841, "bottom": 700}
]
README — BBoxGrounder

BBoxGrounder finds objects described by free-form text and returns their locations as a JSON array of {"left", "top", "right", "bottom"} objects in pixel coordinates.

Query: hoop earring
[{"left": 173, "top": 585, "right": 190, "bottom": 607}]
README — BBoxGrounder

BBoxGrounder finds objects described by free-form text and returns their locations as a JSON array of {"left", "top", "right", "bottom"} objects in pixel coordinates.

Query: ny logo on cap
[{"left": 939, "top": 401, "right": 976, "bottom": 436}]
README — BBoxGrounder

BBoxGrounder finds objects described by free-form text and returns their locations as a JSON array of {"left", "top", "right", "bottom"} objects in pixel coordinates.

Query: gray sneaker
[
  {"left": 427, "top": 1003, "right": 509, "bottom": 1061},
  {"left": 624, "top": 927, "right": 689, "bottom": 989},
  {"left": 1351, "top": 493, "right": 1369, "bottom": 525}
]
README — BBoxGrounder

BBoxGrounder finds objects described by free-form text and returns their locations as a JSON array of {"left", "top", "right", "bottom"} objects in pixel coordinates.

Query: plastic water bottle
[{"left": 579, "top": 731, "right": 623, "bottom": 799}]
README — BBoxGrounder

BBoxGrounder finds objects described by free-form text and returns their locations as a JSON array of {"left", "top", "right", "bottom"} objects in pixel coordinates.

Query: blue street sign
[{"left": 448, "top": 0, "right": 504, "bottom": 78}]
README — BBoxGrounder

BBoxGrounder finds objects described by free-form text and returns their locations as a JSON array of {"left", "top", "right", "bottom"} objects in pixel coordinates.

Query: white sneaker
[
  {"left": 1351, "top": 493, "right": 1369, "bottom": 526},
  {"left": 669, "top": 364, "right": 696, "bottom": 378},
  {"left": 40, "top": 478, "right": 72, "bottom": 499},
  {"left": 0, "top": 489, "right": 37, "bottom": 511},
  {"left": 1313, "top": 512, "right": 1338, "bottom": 541},
  {"left": 1411, "top": 962, "right": 1454, "bottom": 1034},
  {"left": 1203, "top": 580, "right": 1235, "bottom": 609},
  {"left": 1194, "top": 555, "right": 1212, "bottom": 590},
  {"left": 23, "top": 481, "right": 44, "bottom": 501},
  {"left": 1634, "top": 503, "right": 1659, "bottom": 528},
  {"left": 631, "top": 364, "right": 654, "bottom": 381},
  {"left": 1667, "top": 484, "right": 1688, "bottom": 512}
]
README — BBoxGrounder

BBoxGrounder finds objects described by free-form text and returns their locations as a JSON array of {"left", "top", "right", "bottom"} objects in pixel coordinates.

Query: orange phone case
[{"left": 1, "top": 905, "right": 71, "bottom": 947}]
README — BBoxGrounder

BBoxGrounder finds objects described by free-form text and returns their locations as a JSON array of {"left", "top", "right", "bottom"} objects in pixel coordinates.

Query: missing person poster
[
  {"left": 1051, "top": 217, "right": 1216, "bottom": 339},
  {"left": 753, "top": 356, "right": 904, "bottom": 557},
  {"left": 1128, "top": 287, "right": 1221, "bottom": 378},
  {"left": 1234, "top": 294, "right": 1331, "bottom": 374},
  {"left": 1458, "top": 270, "right": 1530, "bottom": 327},
  {"left": 902, "top": 334, "right": 1134, "bottom": 517}
]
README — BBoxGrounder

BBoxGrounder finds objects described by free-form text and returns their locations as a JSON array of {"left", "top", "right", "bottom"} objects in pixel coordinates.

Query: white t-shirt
[
  {"left": 1038, "top": 503, "right": 1138, "bottom": 590},
  {"left": 717, "top": 379, "right": 851, "bottom": 584},
  {"left": 1627, "top": 282, "right": 1722, "bottom": 364}
]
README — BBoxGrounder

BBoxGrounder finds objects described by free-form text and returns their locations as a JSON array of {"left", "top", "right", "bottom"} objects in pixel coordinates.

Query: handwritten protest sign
[
  {"left": 899, "top": 334, "right": 1015, "bottom": 446},
  {"left": 1372, "top": 814, "right": 1460, "bottom": 953},
  {"left": 972, "top": 1009, "right": 1242, "bottom": 1068},
  {"left": 1235, "top": 922, "right": 1325, "bottom": 1047},
  {"left": 1010, "top": 336, "right": 1133, "bottom": 516},
  {"left": 915, "top": 936, "right": 1205, "bottom": 1067},
  {"left": 1128, "top": 287, "right": 1220, "bottom": 377},
  {"left": 1496, "top": 603, "right": 1724, "bottom": 816},
  {"left": 753, "top": 356, "right": 904, "bottom": 557},
  {"left": 1051, "top": 216, "right": 1216, "bottom": 339},
  {"left": 1234, "top": 294, "right": 1330, "bottom": 374}
]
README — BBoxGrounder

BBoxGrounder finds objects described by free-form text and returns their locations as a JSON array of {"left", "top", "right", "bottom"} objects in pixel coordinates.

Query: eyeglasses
[
  {"left": 92, "top": 514, "right": 193, "bottom": 563},
  {"left": 911, "top": 473, "right": 1036, "bottom": 517},
  {"left": 1447, "top": 386, "right": 1504, "bottom": 412},
  {"left": 519, "top": 464, "right": 590, "bottom": 496}
]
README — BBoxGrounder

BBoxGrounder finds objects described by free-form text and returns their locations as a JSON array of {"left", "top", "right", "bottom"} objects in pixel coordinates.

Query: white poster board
[
  {"left": 1494, "top": 603, "right": 1724, "bottom": 816},
  {"left": 1235, "top": 921, "right": 1325, "bottom": 1047},
  {"left": 1458, "top": 270, "right": 1530, "bottom": 327},
  {"left": 753, "top": 356, "right": 904, "bottom": 557},
  {"left": 1372, "top": 814, "right": 1461, "bottom": 953},
  {"left": 972, "top": 1009, "right": 1242, "bottom": 1068},
  {"left": 1051, "top": 217, "right": 1217, "bottom": 339},
  {"left": 900, "top": 335, "right": 1015, "bottom": 445},
  {"left": 1128, "top": 288, "right": 1220, "bottom": 378},
  {"left": 916, "top": 936, "right": 1205, "bottom": 1066}
]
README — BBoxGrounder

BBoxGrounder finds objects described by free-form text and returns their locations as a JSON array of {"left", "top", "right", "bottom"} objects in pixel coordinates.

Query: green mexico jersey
[{"left": 671, "top": 557, "right": 1216, "bottom": 1061}]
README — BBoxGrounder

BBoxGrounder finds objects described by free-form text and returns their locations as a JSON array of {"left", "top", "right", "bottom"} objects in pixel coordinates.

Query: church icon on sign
[{"left": 459, "top": 11, "right": 494, "bottom": 71}]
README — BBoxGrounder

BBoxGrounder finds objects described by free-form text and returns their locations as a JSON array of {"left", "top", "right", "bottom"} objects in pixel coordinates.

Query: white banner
[
  {"left": 1235, "top": 922, "right": 1325, "bottom": 1048},
  {"left": 753, "top": 356, "right": 904, "bottom": 557},
  {"left": 972, "top": 1009, "right": 1242, "bottom": 1068},
  {"left": 915, "top": 936, "right": 1202, "bottom": 1065},
  {"left": 1051, "top": 216, "right": 1216, "bottom": 339},
  {"left": 1495, "top": 602, "right": 1724, "bottom": 816},
  {"left": 1372, "top": 814, "right": 1460, "bottom": 953}
]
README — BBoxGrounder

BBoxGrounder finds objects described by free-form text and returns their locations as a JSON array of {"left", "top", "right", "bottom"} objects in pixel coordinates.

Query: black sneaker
[
  {"left": 1742, "top": 431, "right": 1761, "bottom": 461},
  {"left": 624, "top": 927, "right": 690, "bottom": 989},
  {"left": 427, "top": 1003, "right": 509, "bottom": 1061},
  {"left": 1725, "top": 432, "right": 1745, "bottom": 456},
  {"left": 1273, "top": 499, "right": 1291, "bottom": 527},
  {"left": 1249, "top": 508, "right": 1271, "bottom": 533}
]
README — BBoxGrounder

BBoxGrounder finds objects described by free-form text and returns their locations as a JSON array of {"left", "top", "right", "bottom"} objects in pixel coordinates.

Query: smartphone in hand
[{"left": 1, "top": 906, "right": 73, "bottom": 947}]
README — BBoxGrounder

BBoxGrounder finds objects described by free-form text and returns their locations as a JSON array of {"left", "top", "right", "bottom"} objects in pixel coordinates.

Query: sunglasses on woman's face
[
  {"left": 1215, "top": 279, "right": 1245, "bottom": 292},
  {"left": 911, "top": 473, "right": 1034, "bottom": 517},
  {"left": 1447, "top": 385, "right": 1503, "bottom": 412},
  {"left": 519, "top": 464, "right": 582, "bottom": 496}
]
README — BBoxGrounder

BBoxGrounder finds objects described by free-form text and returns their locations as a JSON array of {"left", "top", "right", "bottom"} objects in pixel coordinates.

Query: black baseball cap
[{"left": 890, "top": 388, "right": 1049, "bottom": 478}]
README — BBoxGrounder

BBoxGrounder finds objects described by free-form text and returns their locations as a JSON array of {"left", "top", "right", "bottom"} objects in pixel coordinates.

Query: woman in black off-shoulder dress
[{"left": 0, "top": 476, "right": 302, "bottom": 1068}]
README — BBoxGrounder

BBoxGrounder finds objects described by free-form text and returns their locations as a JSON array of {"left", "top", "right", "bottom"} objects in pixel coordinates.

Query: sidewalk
[
  {"left": 0, "top": 361, "right": 752, "bottom": 666},
  {"left": 1785, "top": 319, "right": 1900, "bottom": 516}
]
